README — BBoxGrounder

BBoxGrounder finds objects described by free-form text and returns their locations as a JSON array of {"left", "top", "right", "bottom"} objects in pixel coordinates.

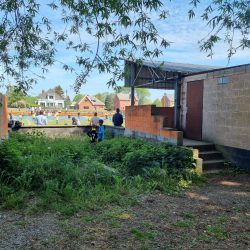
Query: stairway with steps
[{"left": 183, "top": 139, "right": 227, "bottom": 172}]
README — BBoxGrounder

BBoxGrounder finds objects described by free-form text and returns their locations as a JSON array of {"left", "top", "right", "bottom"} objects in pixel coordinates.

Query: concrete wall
[
  {"left": 0, "top": 93, "right": 8, "bottom": 142},
  {"left": 125, "top": 105, "right": 183, "bottom": 146},
  {"left": 180, "top": 66, "right": 250, "bottom": 170}
]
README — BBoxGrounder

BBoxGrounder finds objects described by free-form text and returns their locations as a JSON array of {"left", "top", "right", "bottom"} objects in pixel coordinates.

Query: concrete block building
[{"left": 123, "top": 59, "right": 250, "bottom": 172}]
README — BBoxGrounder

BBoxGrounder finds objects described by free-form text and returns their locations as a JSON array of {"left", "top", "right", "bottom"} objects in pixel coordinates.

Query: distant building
[
  {"left": 114, "top": 93, "right": 138, "bottom": 111},
  {"left": 78, "top": 95, "right": 105, "bottom": 111},
  {"left": 37, "top": 89, "right": 64, "bottom": 108},
  {"left": 161, "top": 93, "right": 174, "bottom": 107}
]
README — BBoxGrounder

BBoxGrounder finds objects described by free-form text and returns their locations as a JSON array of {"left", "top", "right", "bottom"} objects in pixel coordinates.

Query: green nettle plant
[{"left": 0, "top": 132, "right": 203, "bottom": 215}]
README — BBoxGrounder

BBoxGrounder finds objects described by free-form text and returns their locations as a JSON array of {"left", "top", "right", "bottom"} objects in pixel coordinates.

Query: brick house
[
  {"left": 114, "top": 93, "right": 138, "bottom": 112},
  {"left": 78, "top": 95, "right": 105, "bottom": 111},
  {"left": 161, "top": 93, "right": 174, "bottom": 107}
]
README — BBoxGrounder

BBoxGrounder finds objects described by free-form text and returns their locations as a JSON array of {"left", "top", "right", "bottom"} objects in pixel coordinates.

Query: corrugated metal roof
[{"left": 124, "top": 59, "right": 223, "bottom": 75}]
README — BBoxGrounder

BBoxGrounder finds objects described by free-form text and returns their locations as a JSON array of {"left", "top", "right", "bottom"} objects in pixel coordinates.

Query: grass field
[{"left": 20, "top": 120, "right": 121, "bottom": 126}]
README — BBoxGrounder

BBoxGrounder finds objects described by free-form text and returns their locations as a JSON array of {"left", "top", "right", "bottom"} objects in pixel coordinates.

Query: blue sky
[{"left": 1, "top": 0, "right": 249, "bottom": 102}]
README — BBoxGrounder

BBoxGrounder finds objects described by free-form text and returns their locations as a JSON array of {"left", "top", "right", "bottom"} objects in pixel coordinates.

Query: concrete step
[
  {"left": 203, "top": 159, "right": 227, "bottom": 171},
  {"left": 199, "top": 151, "right": 223, "bottom": 161},
  {"left": 186, "top": 144, "right": 215, "bottom": 152}
]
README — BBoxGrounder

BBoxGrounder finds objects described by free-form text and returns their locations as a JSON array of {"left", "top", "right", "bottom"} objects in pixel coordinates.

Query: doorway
[{"left": 186, "top": 80, "right": 204, "bottom": 141}]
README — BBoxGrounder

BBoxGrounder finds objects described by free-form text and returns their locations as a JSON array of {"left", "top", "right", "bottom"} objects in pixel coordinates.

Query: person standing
[
  {"left": 34, "top": 110, "right": 47, "bottom": 126},
  {"left": 112, "top": 108, "right": 123, "bottom": 126},
  {"left": 10, "top": 110, "right": 13, "bottom": 120},
  {"left": 78, "top": 111, "right": 80, "bottom": 120},
  {"left": 19, "top": 106, "right": 21, "bottom": 111},
  {"left": 98, "top": 119, "right": 104, "bottom": 142},
  {"left": 90, "top": 112, "right": 100, "bottom": 126}
]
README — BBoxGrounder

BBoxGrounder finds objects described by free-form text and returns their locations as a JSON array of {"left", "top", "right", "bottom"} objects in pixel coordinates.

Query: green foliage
[
  {"left": 73, "top": 94, "right": 83, "bottom": 102},
  {"left": 0, "top": 0, "right": 170, "bottom": 92},
  {"left": 185, "top": 212, "right": 195, "bottom": 218},
  {"left": 0, "top": 132, "right": 202, "bottom": 214},
  {"left": 29, "top": 104, "right": 41, "bottom": 107},
  {"left": 173, "top": 221, "right": 192, "bottom": 228},
  {"left": 6, "top": 86, "right": 25, "bottom": 107},
  {"left": 54, "top": 85, "right": 64, "bottom": 99},
  {"left": 65, "top": 96, "right": 71, "bottom": 106},
  {"left": 205, "top": 226, "right": 226, "bottom": 239},
  {"left": 152, "top": 98, "right": 162, "bottom": 107},
  {"left": 189, "top": 0, "right": 250, "bottom": 60},
  {"left": 105, "top": 94, "right": 114, "bottom": 109},
  {"left": 135, "top": 89, "right": 151, "bottom": 105},
  {"left": 96, "top": 93, "right": 104, "bottom": 103}
]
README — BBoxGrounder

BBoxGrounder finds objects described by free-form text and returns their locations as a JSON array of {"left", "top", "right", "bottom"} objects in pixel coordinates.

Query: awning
[{"left": 123, "top": 58, "right": 223, "bottom": 90}]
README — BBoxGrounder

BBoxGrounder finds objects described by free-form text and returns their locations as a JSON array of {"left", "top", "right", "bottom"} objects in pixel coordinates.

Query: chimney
[{"left": 42, "top": 90, "right": 45, "bottom": 95}]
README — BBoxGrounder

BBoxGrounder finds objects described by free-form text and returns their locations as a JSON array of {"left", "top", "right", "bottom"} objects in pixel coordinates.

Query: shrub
[{"left": 0, "top": 131, "right": 200, "bottom": 214}]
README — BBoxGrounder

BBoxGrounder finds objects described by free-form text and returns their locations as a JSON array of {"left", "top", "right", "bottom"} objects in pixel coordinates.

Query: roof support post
[
  {"left": 174, "top": 75, "right": 181, "bottom": 129},
  {"left": 131, "top": 86, "right": 135, "bottom": 106}
]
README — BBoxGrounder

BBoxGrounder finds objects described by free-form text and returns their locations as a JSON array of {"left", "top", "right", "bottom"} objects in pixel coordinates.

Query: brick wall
[
  {"left": 125, "top": 105, "right": 183, "bottom": 145},
  {"left": 0, "top": 93, "right": 8, "bottom": 142},
  {"left": 181, "top": 70, "right": 250, "bottom": 150},
  {"left": 154, "top": 107, "right": 174, "bottom": 128},
  {"left": 78, "top": 96, "right": 104, "bottom": 111}
]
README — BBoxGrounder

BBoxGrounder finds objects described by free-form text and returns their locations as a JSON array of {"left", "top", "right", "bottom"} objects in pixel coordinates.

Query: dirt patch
[{"left": 1, "top": 174, "right": 250, "bottom": 250}]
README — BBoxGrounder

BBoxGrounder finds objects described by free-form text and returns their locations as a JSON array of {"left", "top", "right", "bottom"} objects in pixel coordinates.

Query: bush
[{"left": 0, "top": 131, "right": 200, "bottom": 214}]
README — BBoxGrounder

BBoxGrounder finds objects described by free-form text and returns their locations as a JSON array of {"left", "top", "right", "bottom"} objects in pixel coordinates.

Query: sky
[{"left": 1, "top": 0, "right": 249, "bottom": 102}]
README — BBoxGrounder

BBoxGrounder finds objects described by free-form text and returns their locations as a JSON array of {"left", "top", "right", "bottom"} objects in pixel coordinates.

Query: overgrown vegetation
[{"left": 0, "top": 131, "right": 204, "bottom": 215}]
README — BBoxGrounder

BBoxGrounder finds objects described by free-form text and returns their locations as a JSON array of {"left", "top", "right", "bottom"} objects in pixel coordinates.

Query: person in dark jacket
[
  {"left": 112, "top": 108, "right": 123, "bottom": 126},
  {"left": 72, "top": 117, "right": 77, "bottom": 125}
]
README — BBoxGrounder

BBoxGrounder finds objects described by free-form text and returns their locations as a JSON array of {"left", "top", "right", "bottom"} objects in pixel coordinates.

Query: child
[
  {"left": 56, "top": 115, "right": 59, "bottom": 124},
  {"left": 87, "top": 124, "right": 98, "bottom": 143},
  {"left": 98, "top": 119, "right": 104, "bottom": 142},
  {"left": 76, "top": 119, "right": 81, "bottom": 126},
  {"left": 19, "top": 113, "right": 23, "bottom": 120}
]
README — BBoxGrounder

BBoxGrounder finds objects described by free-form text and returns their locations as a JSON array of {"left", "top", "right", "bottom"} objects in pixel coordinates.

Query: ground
[{"left": 1, "top": 173, "right": 250, "bottom": 250}]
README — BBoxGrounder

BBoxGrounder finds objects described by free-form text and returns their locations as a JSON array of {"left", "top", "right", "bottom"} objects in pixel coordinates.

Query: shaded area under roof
[{"left": 123, "top": 58, "right": 224, "bottom": 90}]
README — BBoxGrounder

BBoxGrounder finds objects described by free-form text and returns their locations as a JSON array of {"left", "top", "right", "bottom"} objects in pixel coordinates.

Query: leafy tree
[
  {"left": 95, "top": 93, "right": 104, "bottom": 103},
  {"left": 102, "top": 92, "right": 110, "bottom": 103},
  {"left": 135, "top": 88, "right": 151, "bottom": 105},
  {"left": 189, "top": 0, "right": 250, "bottom": 61},
  {"left": 54, "top": 85, "right": 64, "bottom": 98},
  {"left": 115, "top": 86, "right": 130, "bottom": 94},
  {"left": 0, "top": 0, "right": 169, "bottom": 92},
  {"left": 73, "top": 94, "right": 83, "bottom": 102},
  {"left": 6, "top": 86, "right": 25, "bottom": 107},
  {"left": 23, "top": 94, "right": 42, "bottom": 105},
  {"left": 152, "top": 98, "right": 162, "bottom": 107},
  {"left": 65, "top": 96, "right": 71, "bottom": 106},
  {"left": 105, "top": 94, "right": 114, "bottom": 110},
  {"left": 1, "top": 0, "right": 248, "bottom": 93}
]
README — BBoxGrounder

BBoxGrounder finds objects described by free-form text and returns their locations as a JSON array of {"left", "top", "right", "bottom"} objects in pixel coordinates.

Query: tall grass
[{"left": 0, "top": 131, "right": 205, "bottom": 215}]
